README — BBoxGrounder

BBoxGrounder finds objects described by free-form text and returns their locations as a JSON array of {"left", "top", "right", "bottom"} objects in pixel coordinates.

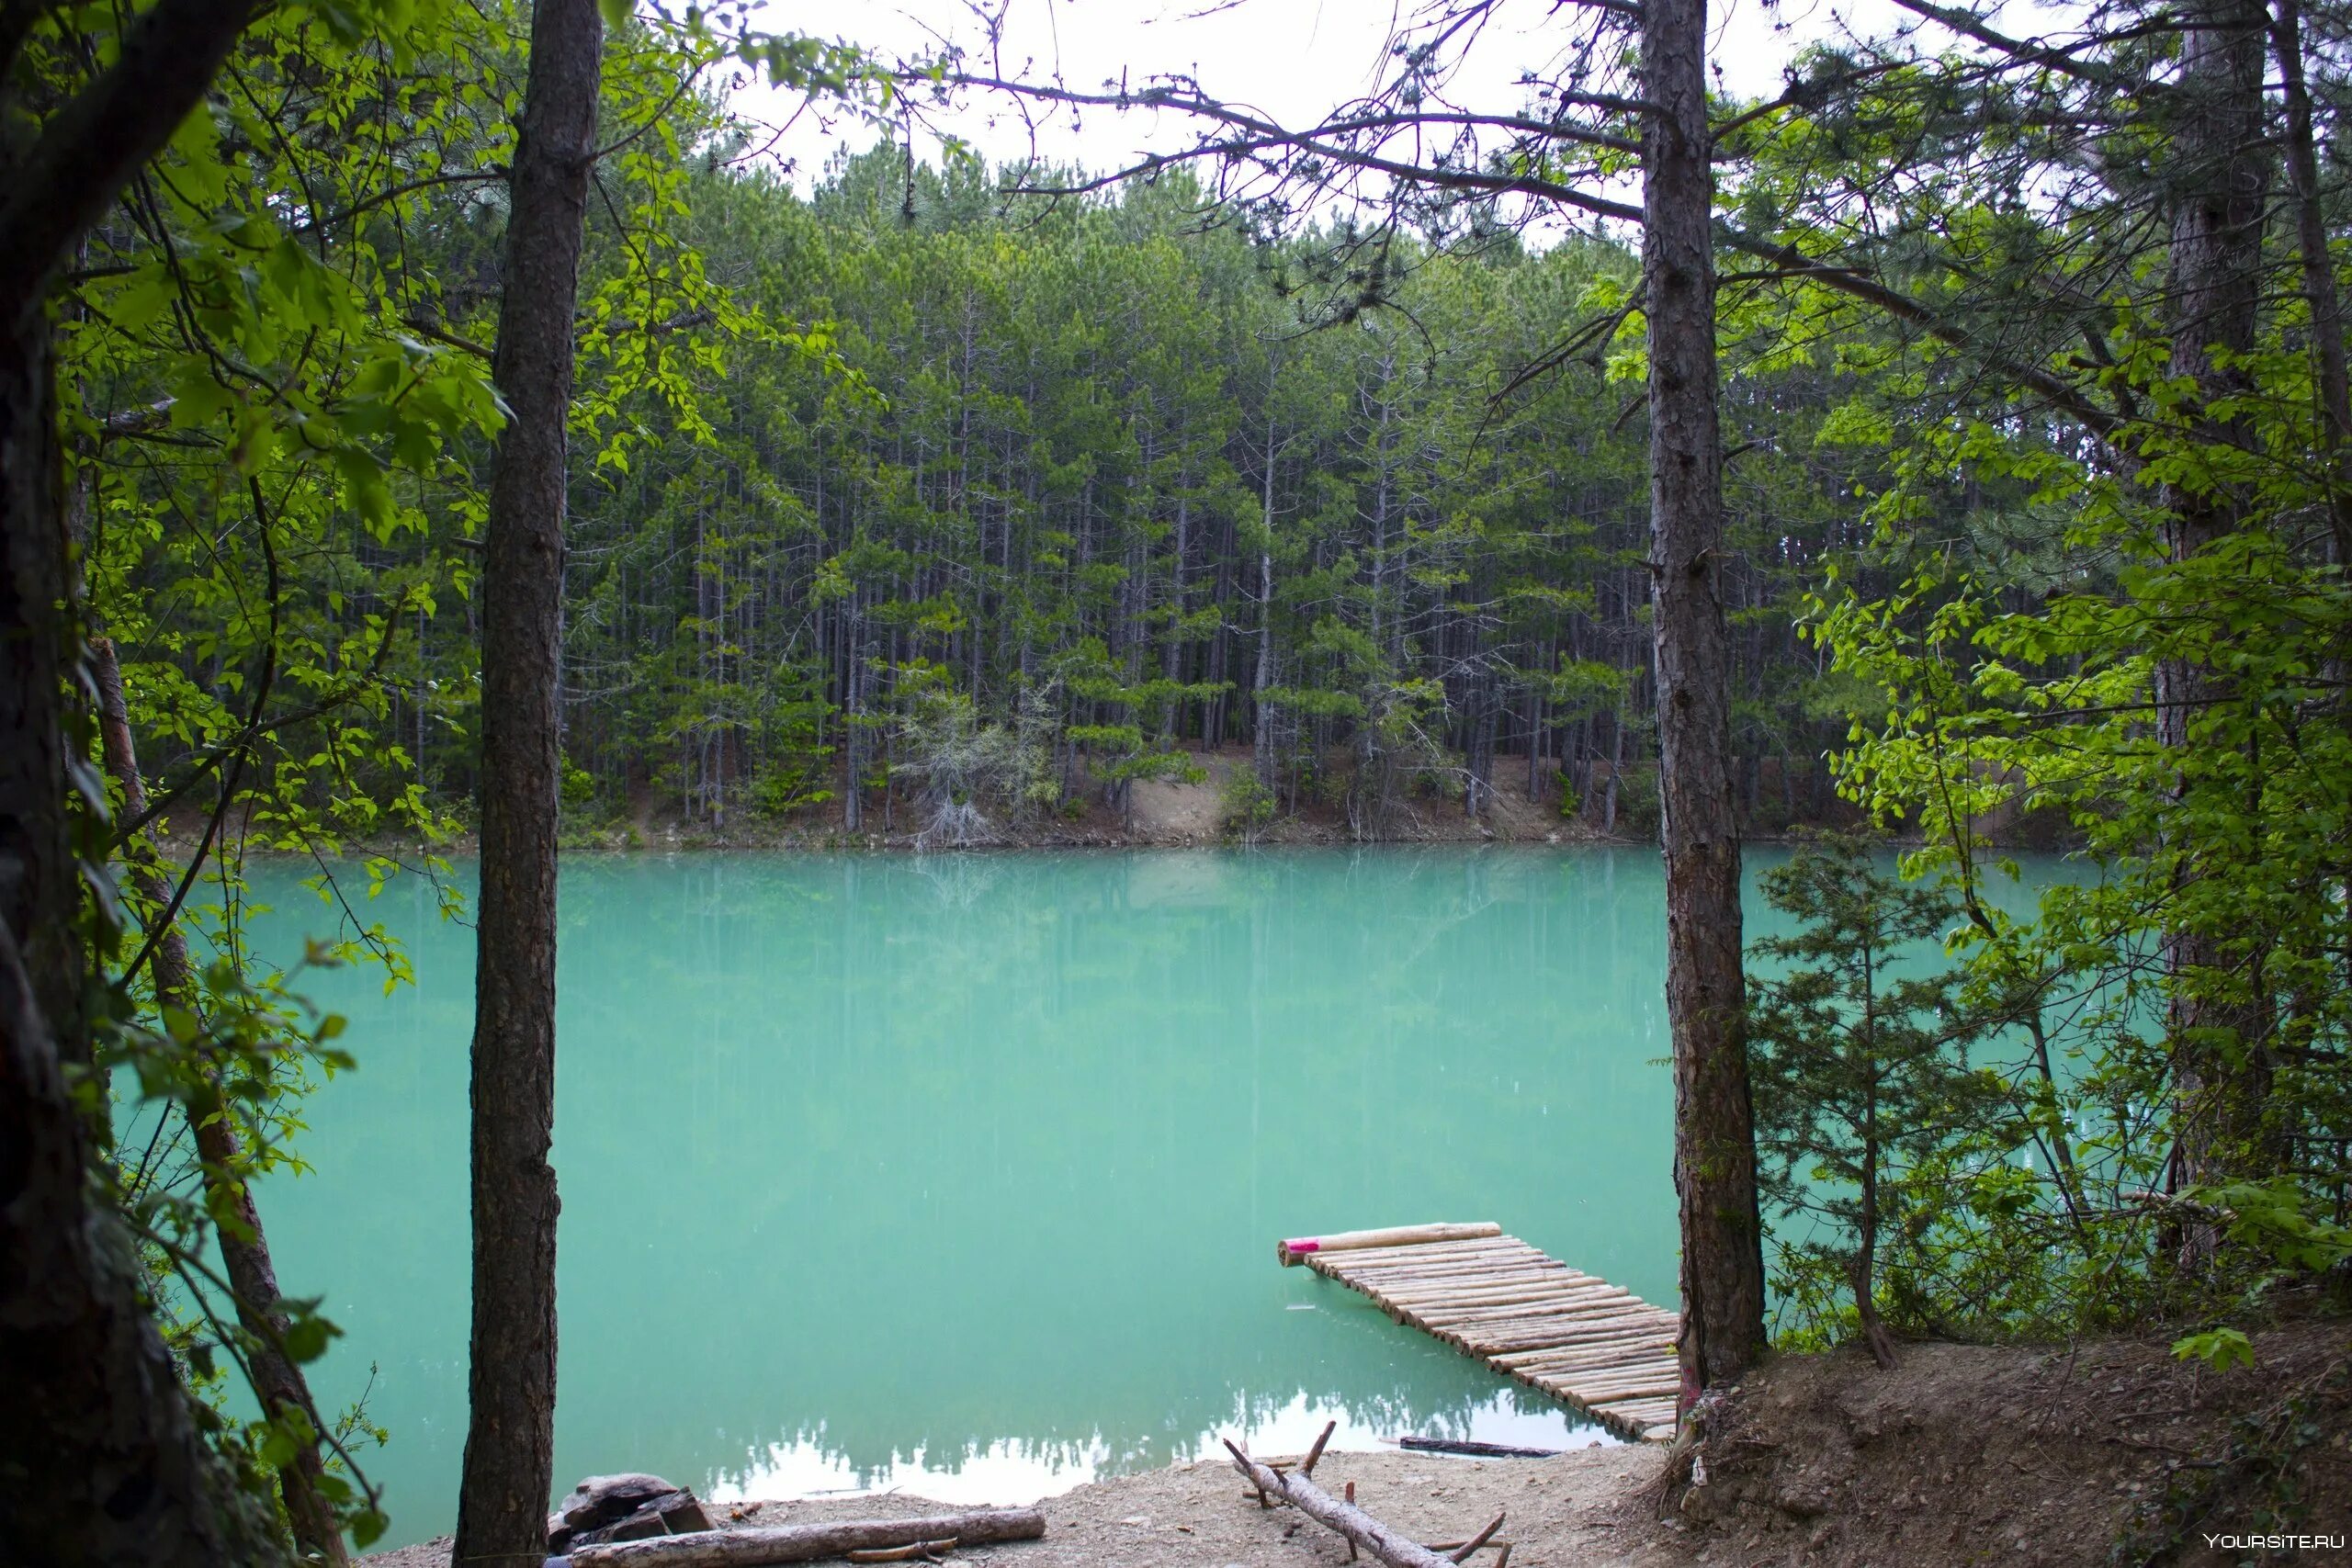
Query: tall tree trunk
[
  {"left": 92, "top": 641, "right": 349, "bottom": 1566},
  {"left": 1163, "top": 489, "right": 1189, "bottom": 741},
  {"left": 1851, "top": 953, "right": 1896, "bottom": 1369},
  {"left": 0, "top": 305, "right": 265, "bottom": 1568},
  {"left": 1253, "top": 410, "right": 1280, "bottom": 790},
  {"left": 1604, "top": 705, "right": 1624, "bottom": 833},
  {"left": 2, "top": 4, "right": 294, "bottom": 1562},
  {"left": 0, "top": 246, "right": 84, "bottom": 1087},
  {"left": 844, "top": 608, "right": 865, "bottom": 833},
  {"left": 1253, "top": 547, "right": 1277, "bottom": 787},
  {"left": 2269, "top": 0, "right": 2352, "bottom": 563},
  {"left": 1640, "top": 0, "right": 1767, "bottom": 1400},
  {"left": 454, "top": 3, "right": 602, "bottom": 1563},
  {"left": 2154, "top": 0, "right": 2277, "bottom": 1239}
]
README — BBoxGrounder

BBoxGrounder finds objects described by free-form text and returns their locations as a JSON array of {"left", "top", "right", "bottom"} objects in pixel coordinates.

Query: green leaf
[
  {"left": 279, "top": 1307, "right": 342, "bottom": 1366},
  {"left": 2170, "top": 1327, "right": 2255, "bottom": 1374}
]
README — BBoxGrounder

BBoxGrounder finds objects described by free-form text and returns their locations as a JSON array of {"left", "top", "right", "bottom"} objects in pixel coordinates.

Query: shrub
[
  {"left": 1218, "top": 770, "right": 1279, "bottom": 842},
  {"left": 1747, "top": 833, "right": 1996, "bottom": 1365}
]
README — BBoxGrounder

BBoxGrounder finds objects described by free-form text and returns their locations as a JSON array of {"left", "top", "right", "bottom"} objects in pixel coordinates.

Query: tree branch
[
  {"left": 936, "top": 58, "right": 2121, "bottom": 442},
  {"left": 0, "top": 0, "right": 261, "bottom": 312}
]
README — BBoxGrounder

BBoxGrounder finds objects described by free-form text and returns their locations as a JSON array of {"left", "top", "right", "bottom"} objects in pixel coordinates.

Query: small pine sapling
[{"left": 1747, "top": 834, "right": 1994, "bottom": 1366}]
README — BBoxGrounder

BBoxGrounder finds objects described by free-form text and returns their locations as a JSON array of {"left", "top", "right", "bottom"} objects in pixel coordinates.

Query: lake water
[{"left": 213, "top": 846, "right": 1851, "bottom": 1546}]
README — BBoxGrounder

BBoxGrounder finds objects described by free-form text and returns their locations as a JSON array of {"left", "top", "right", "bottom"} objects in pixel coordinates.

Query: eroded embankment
[{"left": 1659, "top": 1321, "right": 2350, "bottom": 1568}]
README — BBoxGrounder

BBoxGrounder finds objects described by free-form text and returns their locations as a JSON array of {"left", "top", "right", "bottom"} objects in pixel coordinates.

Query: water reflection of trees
[
  {"left": 699, "top": 1353, "right": 1582, "bottom": 1496},
  {"left": 248, "top": 848, "right": 1663, "bottom": 1544}
]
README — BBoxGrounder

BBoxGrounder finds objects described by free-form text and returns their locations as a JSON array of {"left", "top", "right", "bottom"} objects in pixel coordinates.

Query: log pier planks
[{"left": 1280, "top": 1224, "right": 1682, "bottom": 1442}]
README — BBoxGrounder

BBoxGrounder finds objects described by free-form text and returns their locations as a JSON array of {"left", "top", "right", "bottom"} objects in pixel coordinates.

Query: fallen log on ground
[
  {"left": 844, "top": 1540, "right": 956, "bottom": 1563},
  {"left": 1223, "top": 1438, "right": 1464, "bottom": 1568},
  {"left": 1278, "top": 1223, "right": 1501, "bottom": 1266},
  {"left": 560, "top": 1510, "right": 1045, "bottom": 1568},
  {"left": 1393, "top": 1436, "right": 1561, "bottom": 1460}
]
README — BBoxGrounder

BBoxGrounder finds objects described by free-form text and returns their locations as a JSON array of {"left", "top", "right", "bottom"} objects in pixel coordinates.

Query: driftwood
[
  {"left": 560, "top": 1511, "right": 1044, "bottom": 1568},
  {"left": 1222, "top": 1439, "right": 1465, "bottom": 1568},
  {"left": 1394, "top": 1436, "right": 1561, "bottom": 1460},
  {"left": 1278, "top": 1223, "right": 1501, "bottom": 1267}
]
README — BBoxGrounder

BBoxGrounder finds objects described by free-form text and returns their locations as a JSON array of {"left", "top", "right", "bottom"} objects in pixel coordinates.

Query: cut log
[
  {"left": 1222, "top": 1439, "right": 1462, "bottom": 1568},
  {"left": 1316, "top": 1246, "right": 1532, "bottom": 1274},
  {"left": 561, "top": 1511, "right": 1045, "bottom": 1568},
  {"left": 1278, "top": 1223, "right": 1501, "bottom": 1266},
  {"left": 1455, "top": 1318, "right": 1676, "bottom": 1354},
  {"left": 1495, "top": 1335, "right": 1679, "bottom": 1371},
  {"left": 1392, "top": 1279, "right": 1627, "bottom": 1305},
  {"left": 1388, "top": 1283, "right": 1624, "bottom": 1312},
  {"left": 844, "top": 1540, "right": 956, "bottom": 1563},
  {"left": 1393, "top": 1436, "right": 1561, "bottom": 1460},
  {"left": 1420, "top": 1303, "right": 1627, "bottom": 1331},
  {"left": 1329, "top": 1255, "right": 1565, "bottom": 1280},
  {"left": 1442, "top": 1308, "right": 1671, "bottom": 1339}
]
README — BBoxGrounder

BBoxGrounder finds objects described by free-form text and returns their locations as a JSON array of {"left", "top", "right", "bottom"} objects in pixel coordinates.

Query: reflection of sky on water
[{"left": 215, "top": 846, "right": 1851, "bottom": 1547}]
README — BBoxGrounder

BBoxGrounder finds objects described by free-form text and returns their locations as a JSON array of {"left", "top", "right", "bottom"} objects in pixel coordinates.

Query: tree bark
[
  {"left": 92, "top": 639, "right": 349, "bottom": 1564},
  {"left": 1253, "top": 401, "right": 1280, "bottom": 794},
  {"left": 1640, "top": 0, "right": 1767, "bottom": 1400},
  {"left": 0, "top": 220, "right": 83, "bottom": 1084},
  {"left": 453, "top": 2, "right": 602, "bottom": 1563},
  {"left": 2, "top": 0, "right": 257, "bottom": 1077},
  {"left": 1, "top": 4, "right": 291, "bottom": 1562},
  {"left": 0, "top": 918, "right": 277, "bottom": 1565},
  {"left": 2154, "top": 0, "right": 2277, "bottom": 1236},
  {"left": 2268, "top": 0, "right": 2352, "bottom": 563}
]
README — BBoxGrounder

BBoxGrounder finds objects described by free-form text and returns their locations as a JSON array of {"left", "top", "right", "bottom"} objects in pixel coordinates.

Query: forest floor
[{"left": 368, "top": 1321, "right": 2347, "bottom": 1568}]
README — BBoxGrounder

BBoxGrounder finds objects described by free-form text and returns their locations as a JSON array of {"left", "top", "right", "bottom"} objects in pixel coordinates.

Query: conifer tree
[{"left": 1747, "top": 837, "right": 1993, "bottom": 1366}]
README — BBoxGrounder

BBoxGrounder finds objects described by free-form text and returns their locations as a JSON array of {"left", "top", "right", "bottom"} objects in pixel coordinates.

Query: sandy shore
[{"left": 364, "top": 1444, "right": 1680, "bottom": 1568}]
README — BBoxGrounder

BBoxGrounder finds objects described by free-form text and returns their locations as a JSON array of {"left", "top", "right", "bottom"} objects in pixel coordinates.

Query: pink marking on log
[{"left": 1285, "top": 1238, "right": 1320, "bottom": 1255}]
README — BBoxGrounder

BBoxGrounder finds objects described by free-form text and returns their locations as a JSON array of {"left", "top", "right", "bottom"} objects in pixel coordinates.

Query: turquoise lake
[{"left": 184, "top": 845, "right": 2024, "bottom": 1548}]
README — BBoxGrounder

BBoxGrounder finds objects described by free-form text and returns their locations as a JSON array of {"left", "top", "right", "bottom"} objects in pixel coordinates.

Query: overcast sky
[{"left": 729, "top": 0, "right": 1924, "bottom": 187}]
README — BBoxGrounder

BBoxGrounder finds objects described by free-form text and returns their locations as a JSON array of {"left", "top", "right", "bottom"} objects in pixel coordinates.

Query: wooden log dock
[{"left": 1279, "top": 1223, "right": 1683, "bottom": 1442}]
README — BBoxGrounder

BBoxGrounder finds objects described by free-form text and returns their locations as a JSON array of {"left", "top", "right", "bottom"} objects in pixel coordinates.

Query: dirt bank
[
  {"left": 367, "top": 1322, "right": 2347, "bottom": 1568},
  {"left": 1662, "top": 1321, "right": 2350, "bottom": 1568},
  {"left": 589, "top": 748, "right": 1591, "bottom": 853}
]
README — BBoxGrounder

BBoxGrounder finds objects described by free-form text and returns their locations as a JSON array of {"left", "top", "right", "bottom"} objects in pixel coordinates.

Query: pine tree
[{"left": 1747, "top": 836, "right": 1993, "bottom": 1366}]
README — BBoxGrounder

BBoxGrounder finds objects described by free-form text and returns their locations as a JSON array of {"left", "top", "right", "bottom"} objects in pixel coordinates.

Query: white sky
[{"left": 729, "top": 0, "right": 1928, "bottom": 188}]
